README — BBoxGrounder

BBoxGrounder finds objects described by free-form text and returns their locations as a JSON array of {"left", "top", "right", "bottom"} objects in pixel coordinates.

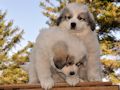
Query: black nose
[
  {"left": 69, "top": 71, "right": 75, "bottom": 75},
  {"left": 71, "top": 22, "right": 76, "bottom": 29}
]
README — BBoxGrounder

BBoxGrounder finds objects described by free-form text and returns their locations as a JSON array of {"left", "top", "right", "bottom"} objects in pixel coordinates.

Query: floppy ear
[
  {"left": 56, "top": 15, "right": 62, "bottom": 26},
  {"left": 53, "top": 57, "right": 66, "bottom": 69},
  {"left": 87, "top": 12, "right": 96, "bottom": 31}
]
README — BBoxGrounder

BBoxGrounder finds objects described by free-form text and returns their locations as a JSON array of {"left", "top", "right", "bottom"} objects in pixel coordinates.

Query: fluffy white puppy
[
  {"left": 29, "top": 27, "right": 87, "bottom": 89},
  {"left": 56, "top": 3, "right": 102, "bottom": 81}
]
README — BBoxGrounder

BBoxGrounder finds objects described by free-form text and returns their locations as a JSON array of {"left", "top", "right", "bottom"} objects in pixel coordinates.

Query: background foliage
[
  {"left": 40, "top": 0, "right": 120, "bottom": 84},
  {"left": 0, "top": 11, "right": 33, "bottom": 84}
]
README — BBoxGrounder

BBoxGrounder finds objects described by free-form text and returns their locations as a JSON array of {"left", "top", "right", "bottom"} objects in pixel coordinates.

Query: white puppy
[
  {"left": 56, "top": 3, "right": 102, "bottom": 81},
  {"left": 29, "top": 27, "right": 87, "bottom": 89}
]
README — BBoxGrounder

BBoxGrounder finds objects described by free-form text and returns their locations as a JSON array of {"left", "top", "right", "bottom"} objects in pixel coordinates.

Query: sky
[{"left": 0, "top": 0, "right": 49, "bottom": 48}]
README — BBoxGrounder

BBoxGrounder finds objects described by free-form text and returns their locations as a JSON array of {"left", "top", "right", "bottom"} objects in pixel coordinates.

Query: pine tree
[
  {"left": 0, "top": 11, "right": 33, "bottom": 84},
  {"left": 40, "top": 0, "right": 120, "bottom": 84}
]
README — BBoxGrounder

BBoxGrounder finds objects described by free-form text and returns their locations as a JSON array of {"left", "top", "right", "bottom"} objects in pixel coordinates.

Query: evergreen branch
[
  {"left": 3, "top": 30, "right": 24, "bottom": 54},
  {"left": 12, "top": 41, "right": 33, "bottom": 64},
  {"left": 0, "top": 11, "right": 6, "bottom": 22}
]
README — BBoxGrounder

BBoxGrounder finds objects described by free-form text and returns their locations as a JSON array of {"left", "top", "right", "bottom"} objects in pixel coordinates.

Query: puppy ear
[
  {"left": 56, "top": 15, "right": 62, "bottom": 26},
  {"left": 87, "top": 12, "right": 96, "bottom": 31},
  {"left": 53, "top": 57, "right": 66, "bottom": 69}
]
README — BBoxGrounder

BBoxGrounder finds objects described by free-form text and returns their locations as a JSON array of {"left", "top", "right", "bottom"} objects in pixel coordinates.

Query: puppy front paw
[
  {"left": 88, "top": 77, "right": 102, "bottom": 82},
  {"left": 40, "top": 77, "right": 54, "bottom": 90},
  {"left": 66, "top": 76, "right": 79, "bottom": 86},
  {"left": 88, "top": 74, "right": 102, "bottom": 81}
]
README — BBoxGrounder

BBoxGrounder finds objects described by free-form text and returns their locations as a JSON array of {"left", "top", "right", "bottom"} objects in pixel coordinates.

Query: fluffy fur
[
  {"left": 29, "top": 3, "right": 102, "bottom": 89},
  {"left": 56, "top": 3, "right": 102, "bottom": 81},
  {"left": 29, "top": 27, "right": 87, "bottom": 89}
]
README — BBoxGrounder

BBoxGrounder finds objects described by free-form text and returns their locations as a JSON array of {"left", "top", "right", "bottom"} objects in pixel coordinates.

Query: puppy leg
[
  {"left": 29, "top": 63, "right": 39, "bottom": 84},
  {"left": 35, "top": 55, "right": 54, "bottom": 90},
  {"left": 87, "top": 54, "right": 102, "bottom": 81},
  {"left": 79, "top": 67, "right": 88, "bottom": 81},
  {"left": 66, "top": 75, "right": 80, "bottom": 86}
]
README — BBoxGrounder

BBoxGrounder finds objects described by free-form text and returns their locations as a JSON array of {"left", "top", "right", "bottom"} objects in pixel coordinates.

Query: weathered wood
[
  {"left": 52, "top": 86, "right": 119, "bottom": 90},
  {"left": 0, "top": 82, "right": 119, "bottom": 90},
  {"left": 19, "top": 86, "right": 119, "bottom": 90}
]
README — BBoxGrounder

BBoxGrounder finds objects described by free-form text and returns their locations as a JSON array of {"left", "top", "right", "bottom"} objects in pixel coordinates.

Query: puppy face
[
  {"left": 57, "top": 3, "right": 95, "bottom": 31},
  {"left": 53, "top": 55, "right": 86, "bottom": 77}
]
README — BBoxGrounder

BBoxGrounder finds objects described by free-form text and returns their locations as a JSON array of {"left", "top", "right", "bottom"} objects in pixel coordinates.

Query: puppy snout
[
  {"left": 69, "top": 71, "right": 75, "bottom": 76},
  {"left": 71, "top": 22, "right": 76, "bottom": 29}
]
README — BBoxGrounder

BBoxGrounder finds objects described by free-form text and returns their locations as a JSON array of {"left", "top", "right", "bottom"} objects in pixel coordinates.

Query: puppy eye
[
  {"left": 68, "top": 16, "right": 71, "bottom": 19},
  {"left": 76, "top": 62, "right": 83, "bottom": 67},
  {"left": 66, "top": 55, "right": 74, "bottom": 66},
  {"left": 77, "top": 16, "right": 85, "bottom": 21},
  {"left": 64, "top": 16, "right": 71, "bottom": 20},
  {"left": 67, "top": 62, "right": 73, "bottom": 65}
]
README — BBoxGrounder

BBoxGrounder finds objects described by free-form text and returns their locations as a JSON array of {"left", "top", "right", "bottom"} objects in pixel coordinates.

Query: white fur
[
  {"left": 57, "top": 3, "right": 102, "bottom": 81},
  {"left": 29, "top": 27, "right": 87, "bottom": 89},
  {"left": 66, "top": 75, "right": 80, "bottom": 86},
  {"left": 29, "top": 3, "right": 102, "bottom": 90}
]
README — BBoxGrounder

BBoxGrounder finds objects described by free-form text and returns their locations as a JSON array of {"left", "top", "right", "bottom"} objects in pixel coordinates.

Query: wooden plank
[
  {"left": 52, "top": 86, "right": 119, "bottom": 90},
  {"left": 19, "top": 86, "right": 119, "bottom": 90},
  {"left": 0, "top": 82, "right": 119, "bottom": 90},
  {"left": 0, "top": 82, "right": 112, "bottom": 89},
  {"left": 55, "top": 82, "right": 112, "bottom": 87}
]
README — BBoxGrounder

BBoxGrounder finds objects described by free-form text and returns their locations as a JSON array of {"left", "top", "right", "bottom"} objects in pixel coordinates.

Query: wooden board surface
[
  {"left": 19, "top": 86, "right": 119, "bottom": 90},
  {"left": 0, "top": 82, "right": 112, "bottom": 88},
  {"left": 0, "top": 82, "right": 119, "bottom": 90}
]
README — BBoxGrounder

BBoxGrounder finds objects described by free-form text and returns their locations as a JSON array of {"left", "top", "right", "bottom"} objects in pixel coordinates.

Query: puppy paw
[
  {"left": 40, "top": 77, "right": 54, "bottom": 90},
  {"left": 88, "top": 78, "right": 102, "bottom": 81},
  {"left": 66, "top": 76, "right": 79, "bottom": 86},
  {"left": 88, "top": 75, "right": 102, "bottom": 81},
  {"left": 79, "top": 78, "right": 84, "bottom": 82}
]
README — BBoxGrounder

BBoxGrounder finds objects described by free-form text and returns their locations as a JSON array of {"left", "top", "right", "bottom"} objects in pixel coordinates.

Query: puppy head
[
  {"left": 56, "top": 3, "right": 96, "bottom": 31},
  {"left": 53, "top": 54, "right": 87, "bottom": 77}
]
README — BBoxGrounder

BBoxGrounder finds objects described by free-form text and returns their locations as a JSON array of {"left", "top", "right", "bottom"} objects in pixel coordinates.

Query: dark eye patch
[
  {"left": 56, "top": 7, "right": 72, "bottom": 25},
  {"left": 64, "top": 14, "right": 72, "bottom": 20},
  {"left": 76, "top": 56, "right": 87, "bottom": 67},
  {"left": 76, "top": 62, "right": 84, "bottom": 67},
  {"left": 77, "top": 12, "right": 88, "bottom": 21},
  {"left": 77, "top": 15, "right": 85, "bottom": 21},
  {"left": 66, "top": 61, "right": 74, "bottom": 66},
  {"left": 66, "top": 55, "right": 74, "bottom": 66}
]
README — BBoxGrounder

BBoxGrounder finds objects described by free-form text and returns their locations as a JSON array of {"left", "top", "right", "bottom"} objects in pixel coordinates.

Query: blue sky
[{"left": 0, "top": 0, "right": 48, "bottom": 46}]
